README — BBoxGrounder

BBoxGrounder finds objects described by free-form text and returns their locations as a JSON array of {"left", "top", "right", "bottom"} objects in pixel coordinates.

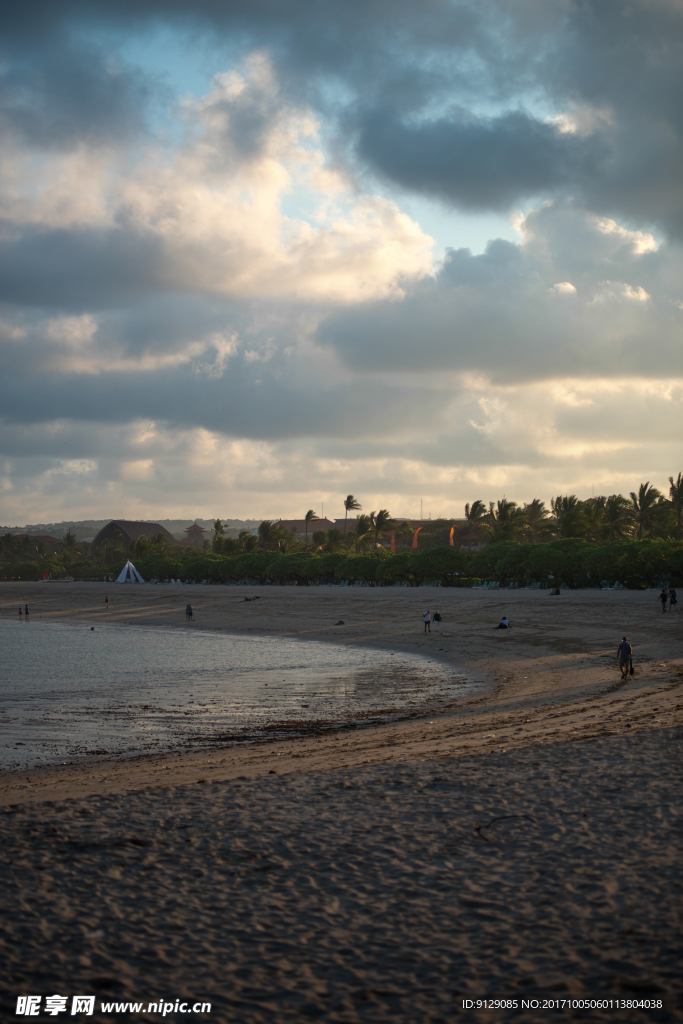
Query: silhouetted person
[
  {"left": 496, "top": 616, "right": 510, "bottom": 629},
  {"left": 433, "top": 610, "right": 442, "bottom": 632},
  {"left": 617, "top": 636, "right": 632, "bottom": 680},
  {"left": 669, "top": 588, "right": 678, "bottom": 613},
  {"left": 660, "top": 588, "right": 668, "bottom": 613},
  {"left": 423, "top": 611, "right": 431, "bottom": 633}
]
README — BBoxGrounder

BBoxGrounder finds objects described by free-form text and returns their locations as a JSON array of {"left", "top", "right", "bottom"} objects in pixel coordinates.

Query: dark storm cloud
[
  {"left": 0, "top": 39, "right": 154, "bottom": 149},
  {"left": 0, "top": 359, "right": 443, "bottom": 442},
  {"left": 355, "top": 109, "right": 601, "bottom": 212},
  {"left": 4, "top": 1, "right": 683, "bottom": 232}
]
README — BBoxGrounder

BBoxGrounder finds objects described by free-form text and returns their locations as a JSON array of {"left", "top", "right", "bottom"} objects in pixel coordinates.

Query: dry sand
[{"left": 1, "top": 582, "right": 682, "bottom": 1022}]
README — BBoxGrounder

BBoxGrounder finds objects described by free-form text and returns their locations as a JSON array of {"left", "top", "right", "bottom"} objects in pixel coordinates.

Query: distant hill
[{"left": 0, "top": 518, "right": 261, "bottom": 542}]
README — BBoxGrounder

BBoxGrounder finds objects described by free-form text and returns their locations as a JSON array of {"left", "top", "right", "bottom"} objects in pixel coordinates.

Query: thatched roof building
[{"left": 89, "top": 520, "right": 175, "bottom": 556}]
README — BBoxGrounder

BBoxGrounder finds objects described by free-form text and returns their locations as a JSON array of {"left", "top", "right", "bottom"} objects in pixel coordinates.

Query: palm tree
[
  {"left": 371, "top": 509, "right": 395, "bottom": 546},
  {"left": 353, "top": 514, "right": 373, "bottom": 551},
  {"left": 326, "top": 528, "right": 343, "bottom": 551},
  {"left": 669, "top": 473, "right": 683, "bottom": 542},
  {"left": 550, "top": 495, "right": 587, "bottom": 538},
  {"left": 602, "top": 494, "right": 634, "bottom": 541},
  {"left": 212, "top": 519, "right": 225, "bottom": 551},
  {"left": 523, "top": 499, "right": 553, "bottom": 543},
  {"left": 239, "top": 530, "right": 258, "bottom": 552},
  {"left": 485, "top": 499, "right": 526, "bottom": 542},
  {"left": 258, "top": 520, "right": 287, "bottom": 550},
  {"left": 304, "top": 509, "right": 320, "bottom": 546},
  {"left": 464, "top": 500, "right": 487, "bottom": 524},
  {"left": 343, "top": 495, "right": 362, "bottom": 533},
  {"left": 629, "top": 482, "right": 663, "bottom": 540},
  {"left": 582, "top": 496, "right": 607, "bottom": 542},
  {"left": 62, "top": 529, "right": 80, "bottom": 564}
]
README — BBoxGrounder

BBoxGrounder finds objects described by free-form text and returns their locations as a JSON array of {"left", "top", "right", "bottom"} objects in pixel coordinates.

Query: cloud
[
  {"left": 1, "top": 3, "right": 683, "bottom": 524},
  {"left": 0, "top": 59, "right": 434, "bottom": 309},
  {"left": 318, "top": 203, "right": 683, "bottom": 382},
  {"left": 354, "top": 108, "right": 600, "bottom": 212}
]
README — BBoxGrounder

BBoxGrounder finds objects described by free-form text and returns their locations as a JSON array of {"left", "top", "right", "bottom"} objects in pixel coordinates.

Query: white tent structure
[{"left": 116, "top": 560, "right": 145, "bottom": 584}]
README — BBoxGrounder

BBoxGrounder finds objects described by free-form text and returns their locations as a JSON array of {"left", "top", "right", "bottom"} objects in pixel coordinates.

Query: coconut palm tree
[
  {"left": 669, "top": 473, "right": 683, "bottom": 542},
  {"left": 212, "top": 519, "right": 225, "bottom": 552},
  {"left": 353, "top": 514, "right": 373, "bottom": 551},
  {"left": 523, "top": 499, "right": 554, "bottom": 543},
  {"left": 258, "top": 520, "right": 288, "bottom": 550},
  {"left": 485, "top": 499, "right": 526, "bottom": 542},
  {"left": 582, "top": 496, "right": 607, "bottom": 542},
  {"left": 601, "top": 494, "right": 634, "bottom": 541},
  {"left": 464, "top": 500, "right": 487, "bottom": 524},
  {"left": 343, "top": 495, "right": 362, "bottom": 533},
  {"left": 304, "top": 509, "right": 320, "bottom": 546},
  {"left": 238, "top": 530, "right": 258, "bottom": 552},
  {"left": 629, "top": 482, "right": 663, "bottom": 540},
  {"left": 61, "top": 529, "right": 81, "bottom": 565},
  {"left": 370, "top": 509, "right": 395, "bottom": 546},
  {"left": 550, "top": 495, "right": 587, "bottom": 538}
]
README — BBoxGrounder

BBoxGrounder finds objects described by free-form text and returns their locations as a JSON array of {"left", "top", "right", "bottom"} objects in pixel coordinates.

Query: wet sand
[{"left": 1, "top": 582, "right": 682, "bottom": 1021}]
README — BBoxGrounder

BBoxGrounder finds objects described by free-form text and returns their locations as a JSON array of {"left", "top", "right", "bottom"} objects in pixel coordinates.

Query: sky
[{"left": 1, "top": 0, "right": 682, "bottom": 525}]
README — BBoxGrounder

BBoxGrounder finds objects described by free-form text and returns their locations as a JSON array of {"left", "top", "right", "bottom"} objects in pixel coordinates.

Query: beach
[{"left": 1, "top": 582, "right": 682, "bottom": 1021}]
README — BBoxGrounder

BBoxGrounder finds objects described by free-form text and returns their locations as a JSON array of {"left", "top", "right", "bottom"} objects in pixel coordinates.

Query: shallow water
[{"left": 1, "top": 619, "right": 473, "bottom": 769}]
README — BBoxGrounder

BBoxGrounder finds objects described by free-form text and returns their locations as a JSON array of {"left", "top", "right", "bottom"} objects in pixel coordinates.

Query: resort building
[{"left": 277, "top": 518, "right": 337, "bottom": 542}]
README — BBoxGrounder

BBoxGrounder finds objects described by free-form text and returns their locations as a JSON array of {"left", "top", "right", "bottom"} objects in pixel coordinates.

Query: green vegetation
[{"left": 3, "top": 477, "right": 681, "bottom": 588}]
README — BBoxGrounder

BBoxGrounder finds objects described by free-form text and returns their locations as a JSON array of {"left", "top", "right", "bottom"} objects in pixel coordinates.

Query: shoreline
[
  {"left": 2, "top": 581, "right": 681, "bottom": 807},
  {"left": 2, "top": 582, "right": 682, "bottom": 1021}
]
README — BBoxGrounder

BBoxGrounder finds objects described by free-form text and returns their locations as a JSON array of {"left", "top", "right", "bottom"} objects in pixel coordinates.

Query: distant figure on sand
[
  {"left": 669, "top": 588, "right": 678, "bottom": 613},
  {"left": 24, "top": 604, "right": 29, "bottom": 618},
  {"left": 423, "top": 611, "right": 431, "bottom": 633},
  {"left": 660, "top": 588, "right": 668, "bottom": 613},
  {"left": 496, "top": 616, "right": 510, "bottom": 629},
  {"left": 18, "top": 607, "right": 22, "bottom": 619},
  {"left": 187, "top": 604, "right": 193, "bottom": 621},
  {"left": 549, "top": 587, "right": 561, "bottom": 596},
  {"left": 617, "top": 636, "right": 632, "bottom": 679},
  {"left": 105, "top": 596, "right": 109, "bottom": 610},
  {"left": 185, "top": 603, "right": 190, "bottom": 621},
  {"left": 433, "top": 610, "right": 442, "bottom": 632}
]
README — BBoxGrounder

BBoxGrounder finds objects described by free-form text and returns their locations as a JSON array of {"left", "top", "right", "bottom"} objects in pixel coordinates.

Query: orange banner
[
  {"left": 449, "top": 525, "right": 455, "bottom": 547},
  {"left": 412, "top": 526, "right": 423, "bottom": 549}
]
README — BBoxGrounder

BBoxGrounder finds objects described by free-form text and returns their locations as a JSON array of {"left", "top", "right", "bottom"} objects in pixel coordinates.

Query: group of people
[
  {"left": 18, "top": 604, "right": 29, "bottom": 619},
  {"left": 422, "top": 610, "right": 442, "bottom": 632},
  {"left": 660, "top": 587, "right": 677, "bottom": 613}
]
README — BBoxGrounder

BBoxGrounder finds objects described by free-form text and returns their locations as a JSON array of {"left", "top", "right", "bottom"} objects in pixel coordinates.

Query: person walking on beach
[
  {"left": 660, "top": 588, "right": 668, "bottom": 613},
  {"left": 24, "top": 604, "right": 29, "bottom": 619},
  {"left": 423, "top": 610, "right": 431, "bottom": 633},
  {"left": 617, "top": 636, "right": 632, "bottom": 679},
  {"left": 18, "top": 607, "right": 22, "bottom": 619},
  {"left": 105, "top": 596, "right": 109, "bottom": 611},
  {"left": 185, "top": 603, "right": 190, "bottom": 621},
  {"left": 669, "top": 587, "right": 678, "bottom": 613},
  {"left": 187, "top": 603, "right": 193, "bottom": 621},
  {"left": 433, "top": 609, "right": 442, "bottom": 632}
]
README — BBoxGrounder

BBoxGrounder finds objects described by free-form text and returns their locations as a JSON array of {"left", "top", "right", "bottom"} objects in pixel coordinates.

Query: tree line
[{"left": 1, "top": 476, "right": 681, "bottom": 584}]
